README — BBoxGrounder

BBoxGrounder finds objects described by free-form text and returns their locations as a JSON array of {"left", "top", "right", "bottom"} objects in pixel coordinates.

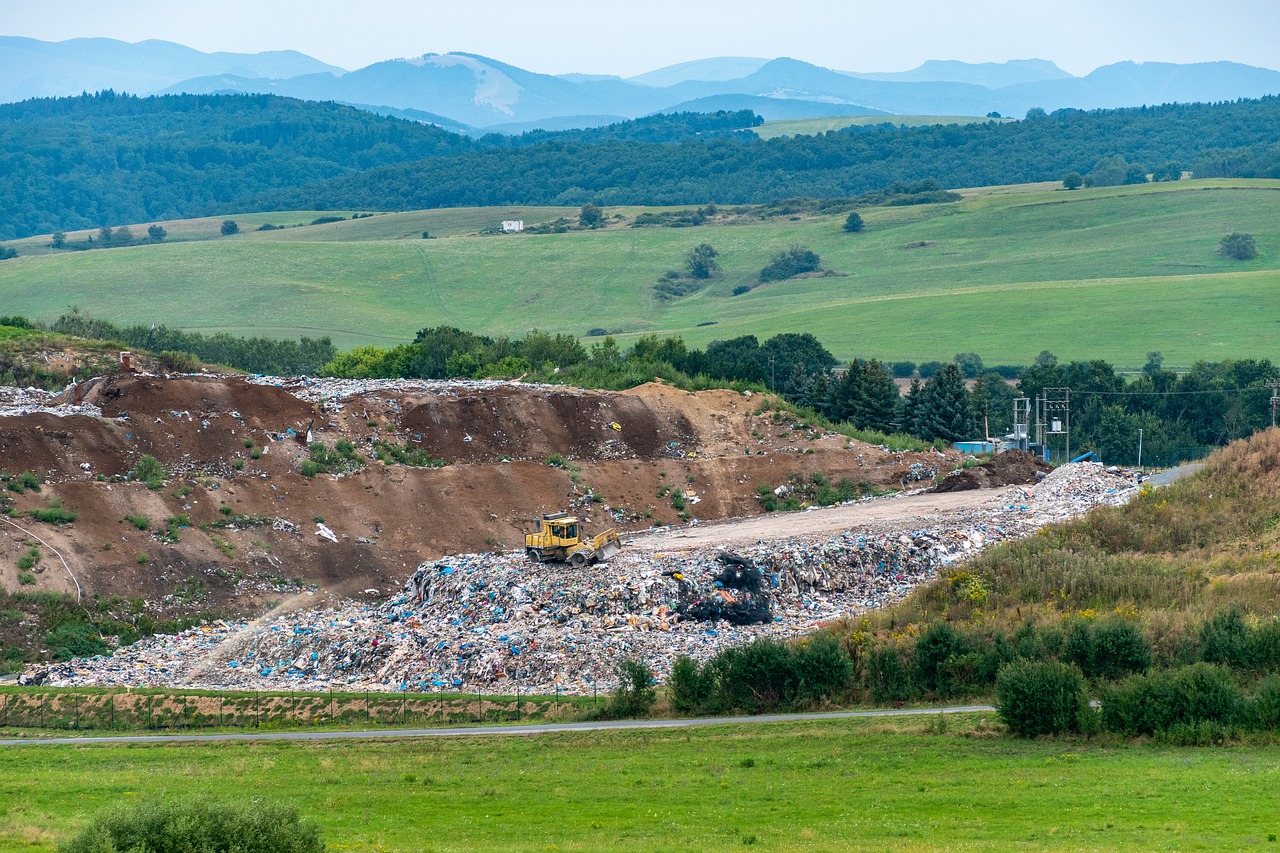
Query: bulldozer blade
[{"left": 596, "top": 540, "right": 622, "bottom": 561}]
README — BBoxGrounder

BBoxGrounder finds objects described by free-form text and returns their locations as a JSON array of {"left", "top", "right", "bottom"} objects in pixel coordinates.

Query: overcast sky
[{"left": 7, "top": 0, "right": 1279, "bottom": 76}]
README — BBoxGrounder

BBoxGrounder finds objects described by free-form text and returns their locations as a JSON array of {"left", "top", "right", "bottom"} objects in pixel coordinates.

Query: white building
[{"left": 501, "top": 220, "right": 525, "bottom": 233}]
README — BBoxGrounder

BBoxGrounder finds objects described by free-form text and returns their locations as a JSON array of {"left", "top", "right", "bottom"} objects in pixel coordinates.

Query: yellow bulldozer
[{"left": 524, "top": 512, "right": 622, "bottom": 567}]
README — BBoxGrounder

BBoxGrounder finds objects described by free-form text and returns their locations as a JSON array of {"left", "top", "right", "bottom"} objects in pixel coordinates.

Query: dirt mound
[
  {"left": 933, "top": 449, "right": 1051, "bottom": 492},
  {"left": 1, "top": 372, "right": 959, "bottom": 621}
]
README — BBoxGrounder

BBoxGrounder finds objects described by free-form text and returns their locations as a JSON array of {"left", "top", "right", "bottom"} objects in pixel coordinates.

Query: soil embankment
[{"left": 0, "top": 373, "right": 957, "bottom": 613}]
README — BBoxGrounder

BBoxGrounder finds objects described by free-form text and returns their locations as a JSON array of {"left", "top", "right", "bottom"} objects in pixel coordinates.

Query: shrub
[
  {"left": 1091, "top": 617, "right": 1151, "bottom": 680},
  {"left": 129, "top": 455, "right": 168, "bottom": 490},
  {"left": 46, "top": 622, "right": 108, "bottom": 660},
  {"left": 1102, "top": 664, "right": 1244, "bottom": 734},
  {"left": 760, "top": 245, "right": 821, "bottom": 282},
  {"left": 1251, "top": 675, "right": 1280, "bottom": 729},
  {"left": 914, "top": 622, "right": 965, "bottom": 695},
  {"left": 868, "top": 644, "right": 914, "bottom": 704},
  {"left": 158, "top": 350, "right": 199, "bottom": 372},
  {"left": 29, "top": 497, "right": 77, "bottom": 525},
  {"left": 372, "top": 440, "right": 447, "bottom": 467},
  {"left": 668, "top": 655, "right": 710, "bottom": 714},
  {"left": 996, "top": 660, "right": 1089, "bottom": 737},
  {"left": 1218, "top": 232, "right": 1257, "bottom": 260},
  {"left": 842, "top": 211, "right": 864, "bottom": 232},
  {"left": 604, "top": 658, "right": 657, "bottom": 719},
  {"left": 59, "top": 798, "right": 325, "bottom": 853},
  {"left": 220, "top": 220, "right": 239, "bottom": 235}
]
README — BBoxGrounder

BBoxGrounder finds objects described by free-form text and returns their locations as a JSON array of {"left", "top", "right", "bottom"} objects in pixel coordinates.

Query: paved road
[
  {"left": 0, "top": 704, "right": 994, "bottom": 747},
  {"left": 1144, "top": 462, "right": 1205, "bottom": 487}
]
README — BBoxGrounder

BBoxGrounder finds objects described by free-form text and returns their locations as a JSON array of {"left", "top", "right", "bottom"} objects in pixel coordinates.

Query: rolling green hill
[{"left": 1, "top": 180, "right": 1277, "bottom": 368}]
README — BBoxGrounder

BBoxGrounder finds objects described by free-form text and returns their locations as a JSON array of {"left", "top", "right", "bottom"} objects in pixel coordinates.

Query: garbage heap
[{"left": 34, "top": 462, "right": 1141, "bottom": 694}]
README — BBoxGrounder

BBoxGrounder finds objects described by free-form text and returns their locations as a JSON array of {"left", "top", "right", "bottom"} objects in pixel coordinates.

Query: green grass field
[
  {"left": 4, "top": 714, "right": 1280, "bottom": 852},
  {"left": 754, "top": 114, "right": 1014, "bottom": 139},
  {"left": 1, "top": 180, "right": 1277, "bottom": 369}
]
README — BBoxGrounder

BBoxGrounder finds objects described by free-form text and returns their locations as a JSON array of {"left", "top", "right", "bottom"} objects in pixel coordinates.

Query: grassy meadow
[
  {"left": 754, "top": 114, "right": 1014, "bottom": 139},
  {"left": 0, "top": 180, "right": 1277, "bottom": 367},
  {"left": 5, "top": 714, "right": 1280, "bottom": 853}
]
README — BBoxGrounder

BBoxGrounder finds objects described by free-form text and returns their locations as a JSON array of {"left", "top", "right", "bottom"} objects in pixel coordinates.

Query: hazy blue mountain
[
  {"left": 846, "top": 58, "right": 1070, "bottom": 87},
  {"left": 991, "top": 60, "right": 1280, "bottom": 115},
  {"left": 628, "top": 57, "right": 772, "bottom": 87},
  {"left": 7, "top": 38, "right": 1280, "bottom": 132},
  {"left": 0, "top": 36, "right": 343, "bottom": 102}
]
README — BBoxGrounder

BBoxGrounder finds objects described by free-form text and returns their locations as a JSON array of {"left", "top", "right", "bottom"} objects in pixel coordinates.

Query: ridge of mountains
[{"left": 3, "top": 37, "right": 1280, "bottom": 132}]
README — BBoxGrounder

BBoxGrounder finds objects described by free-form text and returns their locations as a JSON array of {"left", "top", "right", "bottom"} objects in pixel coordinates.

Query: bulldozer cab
[{"left": 544, "top": 519, "right": 579, "bottom": 544}]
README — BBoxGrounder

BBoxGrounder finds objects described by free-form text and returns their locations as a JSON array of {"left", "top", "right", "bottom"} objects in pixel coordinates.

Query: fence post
[
  {"left": 476, "top": 687, "right": 481, "bottom": 723},
  {"left": 255, "top": 691, "right": 260, "bottom": 728},
  {"left": 329, "top": 689, "right": 334, "bottom": 725},
  {"left": 73, "top": 693, "right": 79, "bottom": 730},
  {"left": 401, "top": 689, "right": 406, "bottom": 724},
  {"left": 219, "top": 692, "right": 223, "bottom": 727},
  {"left": 365, "top": 691, "right": 370, "bottom": 723},
  {"left": 516, "top": 680, "right": 521, "bottom": 722},
  {"left": 147, "top": 693, "right": 153, "bottom": 729}
]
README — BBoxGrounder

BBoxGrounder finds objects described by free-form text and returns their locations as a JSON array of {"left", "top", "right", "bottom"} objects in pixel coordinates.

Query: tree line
[
  {"left": 251, "top": 97, "right": 1280, "bottom": 213},
  {"left": 5, "top": 92, "right": 1280, "bottom": 239},
  {"left": 6, "top": 311, "right": 1274, "bottom": 465}
]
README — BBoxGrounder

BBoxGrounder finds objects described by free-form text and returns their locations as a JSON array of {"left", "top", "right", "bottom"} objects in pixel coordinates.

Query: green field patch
[
  {"left": 755, "top": 114, "right": 1014, "bottom": 139},
  {"left": 3, "top": 716, "right": 1279, "bottom": 852},
  {"left": 1, "top": 181, "right": 1278, "bottom": 366}
]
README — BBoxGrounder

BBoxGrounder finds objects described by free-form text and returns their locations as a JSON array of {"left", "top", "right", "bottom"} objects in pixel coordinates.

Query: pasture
[
  {"left": 0, "top": 180, "right": 1277, "bottom": 368},
  {"left": 4, "top": 714, "right": 1280, "bottom": 852},
  {"left": 753, "top": 114, "right": 1013, "bottom": 139}
]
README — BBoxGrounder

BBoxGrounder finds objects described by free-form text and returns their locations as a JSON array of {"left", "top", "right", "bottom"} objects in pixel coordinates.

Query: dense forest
[
  {"left": 257, "top": 98, "right": 1280, "bottom": 211},
  {"left": 0, "top": 91, "right": 474, "bottom": 239},
  {"left": 4, "top": 93, "right": 1280, "bottom": 239}
]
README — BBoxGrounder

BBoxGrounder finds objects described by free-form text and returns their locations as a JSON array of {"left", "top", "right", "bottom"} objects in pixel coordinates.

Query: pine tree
[{"left": 918, "top": 364, "right": 975, "bottom": 441}]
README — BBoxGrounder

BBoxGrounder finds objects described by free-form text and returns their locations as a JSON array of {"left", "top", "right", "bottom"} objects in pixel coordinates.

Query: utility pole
[
  {"left": 1268, "top": 379, "right": 1280, "bottom": 428},
  {"left": 768, "top": 355, "right": 776, "bottom": 395},
  {"left": 1137, "top": 428, "right": 1143, "bottom": 470}
]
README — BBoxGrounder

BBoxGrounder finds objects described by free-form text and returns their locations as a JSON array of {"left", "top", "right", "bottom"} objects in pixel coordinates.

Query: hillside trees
[
  {"left": 8, "top": 94, "right": 1280, "bottom": 238},
  {"left": 760, "top": 246, "right": 821, "bottom": 282},
  {"left": 684, "top": 243, "right": 720, "bottom": 279}
]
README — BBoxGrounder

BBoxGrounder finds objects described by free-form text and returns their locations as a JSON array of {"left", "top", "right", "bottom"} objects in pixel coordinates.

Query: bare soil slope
[{"left": 0, "top": 373, "right": 957, "bottom": 615}]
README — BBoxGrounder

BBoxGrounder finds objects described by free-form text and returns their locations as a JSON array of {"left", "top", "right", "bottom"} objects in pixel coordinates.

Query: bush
[
  {"left": 996, "top": 660, "right": 1089, "bottom": 737},
  {"left": 1102, "top": 663, "right": 1243, "bottom": 734},
  {"left": 59, "top": 798, "right": 325, "bottom": 853},
  {"left": 760, "top": 245, "right": 821, "bottom": 282},
  {"left": 868, "top": 644, "right": 914, "bottom": 704},
  {"left": 129, "top": 455, "right": 168, "bottom": 490},
  {"left": 1091, "top": 617, "right": 1151, "bottom": 680},
  {"left": 842, "top": 211, "right": 864, "bottom": 232},
  {"left": 1251, "top": 674, "right": 1280, "bottom": 729},
  {"left": 1218, "top": 232, "right": 1257, "bottom": 260},
  {"left": 914, "top": 622, "right": 965, "bottom": 695},
  {"left": 29, "top": 497, "right": 77, "bottom": 525},
  {"left": 220, "top": 220, "right": 239, "bottom": 236},
  {"left": 46, "top": 622, "right": 108, "bottom": 660},
  {"left": 668, "top": 655, "right": 710, "bottom": 714},
  {"left": 604, "top": 658, "right": 657, "bottom": 719},
  {"left": 158, "top": 350, "right": 200, "bottom": 373}
]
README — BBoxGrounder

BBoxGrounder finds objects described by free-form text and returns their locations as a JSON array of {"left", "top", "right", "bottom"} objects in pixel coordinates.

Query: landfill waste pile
[
  {"left": 33, "top": 462, "right": 1141, "bottom": 694},
  {"left": 0, "top": 385, "right": 102, "bottom": 418}
]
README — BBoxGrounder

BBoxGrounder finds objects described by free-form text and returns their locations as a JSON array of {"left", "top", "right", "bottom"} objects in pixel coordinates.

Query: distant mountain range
[{"left": 3, "top": 37, "right": 1279, "bottom": 132}]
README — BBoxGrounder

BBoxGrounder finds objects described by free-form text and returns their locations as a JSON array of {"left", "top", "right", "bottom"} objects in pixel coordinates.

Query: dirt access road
[{"left": 625, "top": 486, "right": 1020, "bottom": 553}]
